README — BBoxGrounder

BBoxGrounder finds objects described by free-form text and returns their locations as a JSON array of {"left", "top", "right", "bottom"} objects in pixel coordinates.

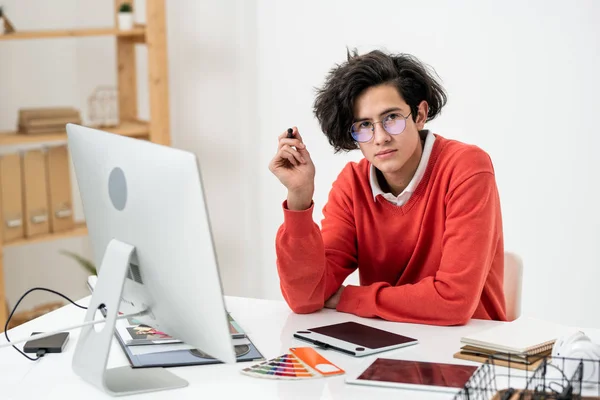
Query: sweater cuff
[
  {"left": 336, "top": 285, "right": 368, "bottom": 315},
  {"left": 282, "top": 200, "right": 316, "bottom": 237}
]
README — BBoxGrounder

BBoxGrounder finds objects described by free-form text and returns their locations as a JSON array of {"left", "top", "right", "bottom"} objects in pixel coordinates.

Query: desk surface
[{"left": 0, "top": 296, "right": 556, "bottom": 399}]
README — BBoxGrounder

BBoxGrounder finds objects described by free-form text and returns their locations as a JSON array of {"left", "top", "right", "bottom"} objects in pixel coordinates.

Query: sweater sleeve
[
  {"left": 276, "top": 168, "right": 358, "bottom": 314},
  {"left": 336, "top": 171, "right": 502, "bottom": 325}
]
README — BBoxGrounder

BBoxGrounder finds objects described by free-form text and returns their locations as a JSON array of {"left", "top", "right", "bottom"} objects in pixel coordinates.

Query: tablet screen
[
  {"left": 309, "top": 322, "right": 416, "bottom": 349},
  {"left": 357, "top": 359, "right": 477, "bottom": 388}
]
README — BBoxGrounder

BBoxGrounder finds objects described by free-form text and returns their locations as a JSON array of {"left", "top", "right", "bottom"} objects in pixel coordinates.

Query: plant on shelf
[
  {"left": 60, "top": 250, "right": 97, "bottom": 276},
  {"left": 0, "top": 5, "right": 15, "bottom": 35},
  {"left": 119, "top": 2, "right": 133, "bottom": 13},
  {"left": 0, "top": 6, "right": 5, "bottom": 35},
  {"left": 117, "top": 2, "right": 134, "bottom": 31}
]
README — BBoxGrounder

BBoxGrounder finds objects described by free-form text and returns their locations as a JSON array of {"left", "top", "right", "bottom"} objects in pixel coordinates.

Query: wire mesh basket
[{"left": 454, "top": 355, "right": 600, "bottom": 400}]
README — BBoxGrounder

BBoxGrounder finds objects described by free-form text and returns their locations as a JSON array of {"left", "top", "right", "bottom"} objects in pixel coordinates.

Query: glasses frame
[{"left": 349, "top": 111, "right": 412, "bottom": 143}]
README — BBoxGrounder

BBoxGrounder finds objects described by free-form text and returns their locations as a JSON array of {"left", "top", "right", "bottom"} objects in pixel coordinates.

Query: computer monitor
[{"left": 66, "top": 124, "right": 236, "bottom": 396}]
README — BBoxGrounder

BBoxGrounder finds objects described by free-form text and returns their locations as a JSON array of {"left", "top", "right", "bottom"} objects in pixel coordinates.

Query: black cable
[{"left": 4, "top": 287, "right": 87, "bottom": 361}]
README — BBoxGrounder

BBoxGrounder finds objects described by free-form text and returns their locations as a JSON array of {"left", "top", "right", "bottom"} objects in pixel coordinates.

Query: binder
[
  {"left": 21, "top": 150, "right": 50, "bottom": 237},
  {"left": 0, "top": 153, "right": 25, "bottom": 241},
  {"left": 45, "top": 145, "right": 74, "bottom": 232}
]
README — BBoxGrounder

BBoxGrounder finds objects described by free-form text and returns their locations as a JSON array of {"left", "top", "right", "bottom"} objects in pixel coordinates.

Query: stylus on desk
[
  {"left": 293, "top": 334, "right": 358, "bottom": 356},
  {"left": 312, "top": 340, "right": 332, "bottom": 350}
]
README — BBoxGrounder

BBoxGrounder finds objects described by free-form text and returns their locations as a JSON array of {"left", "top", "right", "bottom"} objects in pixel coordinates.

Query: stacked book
[
  {"left": 18, "top": 107, "right": 81, "bottom": 134},
  {"left": 454, "top": 317, "right": 568, "bottom": 371}
]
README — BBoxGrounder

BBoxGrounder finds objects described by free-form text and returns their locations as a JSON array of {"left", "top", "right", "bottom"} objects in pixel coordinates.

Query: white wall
[
  {"left": 2, "top": 0, "right": 599, "bottom": 329},
  {"left": 255, "top": 0, "right": 600, "bottom": 329},
  {"left": 166, "top": 0, "right": 261, "bottom": 297}
]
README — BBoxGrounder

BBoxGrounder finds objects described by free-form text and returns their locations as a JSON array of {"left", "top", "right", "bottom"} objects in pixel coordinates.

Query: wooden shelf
[
  {"left": 4, "top": 223, "right": 88, "bottom": 248},
  {"left": 0, "top": 27, "right": 146, "bottom": 41},
  {"left": 0, "top": 0, "right": 170, "bottom": 328},
  {"left": 0, "top": 120, "right": 150, "bottom": 146}
]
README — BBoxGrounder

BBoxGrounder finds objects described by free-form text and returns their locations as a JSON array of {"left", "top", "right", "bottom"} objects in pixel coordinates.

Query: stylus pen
[
  {"left": 313, "top": 340, "right": 331, "bottom": 350},
  {"left": 287, "top": 128, "right": 294, "bottom": 138}
]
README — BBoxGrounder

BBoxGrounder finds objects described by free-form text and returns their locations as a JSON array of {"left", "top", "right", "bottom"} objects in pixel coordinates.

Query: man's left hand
[{"left": 324, "top": 285, "right": 345, "bottom": 309}]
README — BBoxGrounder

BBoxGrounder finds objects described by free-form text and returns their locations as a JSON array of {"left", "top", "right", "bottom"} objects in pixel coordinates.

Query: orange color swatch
[{"left": 290, "top": 347, "right": 345, "bottom": 376}]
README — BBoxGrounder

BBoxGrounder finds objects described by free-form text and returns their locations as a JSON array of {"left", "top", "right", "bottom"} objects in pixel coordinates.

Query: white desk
[{"left": 0, "top": 296, "right": 542, "bottom": 399}]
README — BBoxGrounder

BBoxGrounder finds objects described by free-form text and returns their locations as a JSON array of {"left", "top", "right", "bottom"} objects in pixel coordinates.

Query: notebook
[
  {"left": 453, "top": 350, "right": 547, "bottom": 372},
  {"left": 460, "top": 316, "right": 567, "bottom": 356},
  {"left": 458, "top": 345, "right": 552, "bottom": 365}
]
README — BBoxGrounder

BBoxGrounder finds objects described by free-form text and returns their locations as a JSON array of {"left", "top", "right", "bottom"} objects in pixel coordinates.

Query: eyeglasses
[{"left": 350, "top": 112, "right": 412, "bottom": 143}]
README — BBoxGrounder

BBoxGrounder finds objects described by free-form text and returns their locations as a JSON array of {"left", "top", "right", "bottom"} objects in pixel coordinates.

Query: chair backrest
[{"left": 503, "top": 252, "right": 523, "bottom": 321}]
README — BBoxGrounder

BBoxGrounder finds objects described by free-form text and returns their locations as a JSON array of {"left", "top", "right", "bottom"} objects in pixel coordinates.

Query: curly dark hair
[{"left": 313, "top": 49, "right": 447, "bottom": 153}]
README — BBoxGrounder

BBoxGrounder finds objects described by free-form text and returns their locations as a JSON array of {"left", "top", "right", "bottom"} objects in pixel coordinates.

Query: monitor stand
[{"left": 72, "top": 239, "right": 188, "bottom": 396}]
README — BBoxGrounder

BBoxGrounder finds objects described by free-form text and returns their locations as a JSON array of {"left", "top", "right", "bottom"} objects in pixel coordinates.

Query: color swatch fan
[{"left": 241, "top": 347, "right": 344, "bottom": 380}]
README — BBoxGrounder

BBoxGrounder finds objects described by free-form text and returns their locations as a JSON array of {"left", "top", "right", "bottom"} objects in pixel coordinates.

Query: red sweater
[{"left": 276, "top": 134, "right": 507, "bottom": 325}]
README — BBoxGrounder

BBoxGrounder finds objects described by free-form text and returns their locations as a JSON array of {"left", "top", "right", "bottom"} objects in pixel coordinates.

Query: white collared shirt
[{"left": 369, "top": 130, "right": 436, "bottom": 206}]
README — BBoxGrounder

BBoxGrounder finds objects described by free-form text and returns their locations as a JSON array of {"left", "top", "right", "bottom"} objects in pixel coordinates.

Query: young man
[{"left": 268, "top": 50, "right": 507, "bottom": 326}]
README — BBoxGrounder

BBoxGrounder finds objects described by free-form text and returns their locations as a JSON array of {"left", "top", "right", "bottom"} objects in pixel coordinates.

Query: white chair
[{"left": 503, "top": 252, "right": 523, "bottom": 321}]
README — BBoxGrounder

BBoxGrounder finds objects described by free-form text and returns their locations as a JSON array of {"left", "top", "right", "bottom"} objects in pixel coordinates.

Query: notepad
[{"left": 460, "top": 316, "right": 568, "bottom": 355}]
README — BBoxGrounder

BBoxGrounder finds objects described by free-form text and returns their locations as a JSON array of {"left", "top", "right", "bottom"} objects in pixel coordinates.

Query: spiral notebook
[{"left": 460, "top": 316, "right": 567, "bottom": 356}]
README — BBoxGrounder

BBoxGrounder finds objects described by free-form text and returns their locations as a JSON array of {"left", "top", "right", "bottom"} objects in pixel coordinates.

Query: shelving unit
[
  {"left": 0, "top": 0, "right": 171, "bottom": 327},
  {"left": 0, "top": 27, "right": 146, "bottom": 41},
  {"left": 0, "top": 120, "right": 150, "bottom": 146},
  {"left": 4, "top": 223, "right": 88, "bottom": 249}
]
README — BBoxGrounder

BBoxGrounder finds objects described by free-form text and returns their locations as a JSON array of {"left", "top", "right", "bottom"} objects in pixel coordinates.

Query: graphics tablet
[
  {"left": 346, "top": 358, "right": 478, "bottom": 393},
  {"left": 293, "top": 321, "right": 418, "bottom": 357}
]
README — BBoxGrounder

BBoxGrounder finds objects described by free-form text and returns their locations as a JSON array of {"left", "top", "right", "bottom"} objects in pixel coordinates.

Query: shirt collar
[{"left": 369, "top": 130, "right": 436, "bottom": 202}]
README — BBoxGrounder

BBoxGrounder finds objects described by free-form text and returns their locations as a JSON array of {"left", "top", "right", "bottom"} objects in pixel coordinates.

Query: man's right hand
[{"left": 268, "top": 127, "right": 315, "bottom": 210}]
